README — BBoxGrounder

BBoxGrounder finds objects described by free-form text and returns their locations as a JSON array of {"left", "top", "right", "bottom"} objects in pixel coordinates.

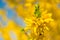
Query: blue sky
[
  {"left": 0, "top": 0, "right": 26, "bottom": 27},
  {"left": 0, "top": 0, "right": 6, "bottom": 9}
]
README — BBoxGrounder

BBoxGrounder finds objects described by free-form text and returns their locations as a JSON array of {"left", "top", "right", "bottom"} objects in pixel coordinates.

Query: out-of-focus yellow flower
[
  {"left": 3, "top": 32, "right": 10, "bottom": 40},
  {"left": 24, "top": 3, "right": 35, "bottom": 17},
  {"left": 0, "top": 10, "right": 7, "bottom": 22},
  {"left": 16, "top": 3, "right": 35, "bottom": 19},
  {"left": 5, "top": 0, "right": 19, "bottom": 9},
  {"left": 20, "top": 33, "right": 28, "bottom": 40},
  {"left": 2, "top": 19, "right": 28, "bottom": 40},
  {"left": 25, "top": 0, "right": 35, "bottom": 3},
  {"left": 16, "top": 4, "right": 24, "bottom": 17},
  {"left": 6, "top": 20, "right": 16, "bottom": 29},
  {"left": 7, "top": 2, "right": 16, "bottom": 9}
]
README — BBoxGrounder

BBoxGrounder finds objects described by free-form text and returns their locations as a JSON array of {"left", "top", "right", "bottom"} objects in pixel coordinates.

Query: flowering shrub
[{"left": 0, "top": 0, "right": 60, "bottom": 40}]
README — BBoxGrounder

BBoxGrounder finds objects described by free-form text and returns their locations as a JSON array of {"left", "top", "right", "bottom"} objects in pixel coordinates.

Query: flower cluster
[{"left": 24, "top": 4, "right": 53, "bottom": 40}]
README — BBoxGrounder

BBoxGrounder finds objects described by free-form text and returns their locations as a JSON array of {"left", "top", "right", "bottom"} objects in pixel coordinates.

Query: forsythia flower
[{"left": 24, "top": 4, "right": 54, "bottom": 40}]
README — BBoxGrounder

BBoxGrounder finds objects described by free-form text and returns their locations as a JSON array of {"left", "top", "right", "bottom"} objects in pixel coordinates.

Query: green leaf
[{"left": 34, "top": 4, "right": 41, "bottom": 18}]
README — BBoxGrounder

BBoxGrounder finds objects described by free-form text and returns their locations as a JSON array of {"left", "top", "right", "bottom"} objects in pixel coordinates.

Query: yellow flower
[
  {"left": 0, "top": 10, "right": 8, "bottom": 23},
  {"left": 25, "top": 0, "right": 35, "bottom": 3},
  {"left": 16, "top": 4, "right": 24, "bottom": 17},
  {"left": 5, "top": 0, "right": 16, "bottom": 9},
  {"left": 46, "top": 3, "right": 52, "bottom": 10},
  {"left": 24, "top": 3, "right": 35, "bottom": 18}
]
